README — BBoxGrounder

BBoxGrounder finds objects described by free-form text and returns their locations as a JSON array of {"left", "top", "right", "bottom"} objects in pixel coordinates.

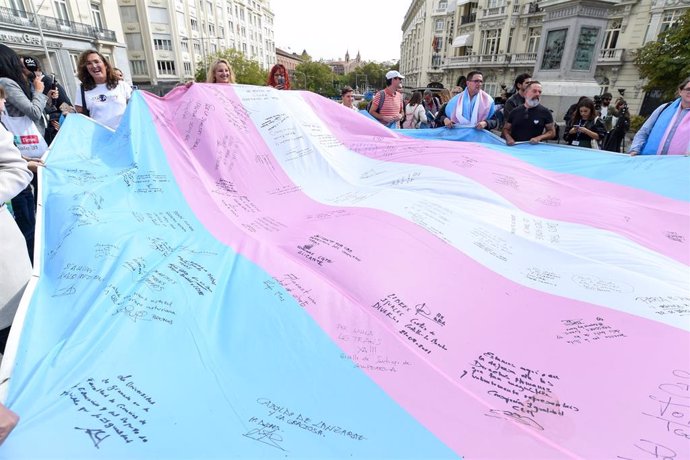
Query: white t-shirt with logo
[{"left": 75, "top": 81, "right": 132, "bottom": 130}]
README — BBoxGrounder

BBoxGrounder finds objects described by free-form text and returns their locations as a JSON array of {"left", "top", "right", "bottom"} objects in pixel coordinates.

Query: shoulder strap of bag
[
  {"left": 376, "top": 90, "right": 386, "bottom": 113},
  {"left": 80, "top": 84, "right": 89, "bottom": 116}
]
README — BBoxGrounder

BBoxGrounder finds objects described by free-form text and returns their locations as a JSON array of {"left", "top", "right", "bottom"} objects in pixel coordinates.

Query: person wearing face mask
[
  {"left": 206, "top": 59, "right": 236, "bottom": 84},
  {"left": 74, "top": 49, "right": 131, "bottom": 130},
  {"left": 503, "top": 81, "right": 556, "bottom": 145}
]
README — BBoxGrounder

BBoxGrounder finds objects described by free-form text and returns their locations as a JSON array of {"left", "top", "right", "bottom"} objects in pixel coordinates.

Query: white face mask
[{"left": 526, "top": 98, "right": 540, "bottom": 108}]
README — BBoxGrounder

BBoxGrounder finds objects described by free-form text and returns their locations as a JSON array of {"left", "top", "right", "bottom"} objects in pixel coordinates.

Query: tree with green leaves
[
  {"left": 194, "top": 49, "right": 267, "bottom": 85},
  {"left": 635, "top": 9, "right": 690, "bottom": 99},
  {"left": 294, "top": 61, "right": 338, "bottom": 97},
  {"left": 344, "top": 62, "right": 389, "bottom": 93}
]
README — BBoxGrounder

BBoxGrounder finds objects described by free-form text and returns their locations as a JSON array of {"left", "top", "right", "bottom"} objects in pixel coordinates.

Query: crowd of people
[
  {"left": 363, "top": 70, "right": 688, "bottom": 157},
  {"left": 0, "top": 44, "right": 688, "bottom": 444}
]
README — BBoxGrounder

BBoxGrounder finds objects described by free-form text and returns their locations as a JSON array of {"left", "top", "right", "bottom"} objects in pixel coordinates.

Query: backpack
[{"left": 366, "top": 90, "right": 386, "bottom": 113}]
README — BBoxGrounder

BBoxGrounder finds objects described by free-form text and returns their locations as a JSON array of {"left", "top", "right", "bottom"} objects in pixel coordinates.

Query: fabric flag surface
[{"left": 0, "top": 84, "right": 689, "bottom": 459}]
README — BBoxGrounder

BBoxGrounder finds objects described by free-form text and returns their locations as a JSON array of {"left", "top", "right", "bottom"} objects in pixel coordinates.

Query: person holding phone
[
  {"left": 563, "top": 97, "right": 606, "bottom": 149},
  {"left": 21, "top": 56, "right": 73, "bottom": 145},
  {"left": 267, "top": 64, "right": 290, "bottom": 90},
  {"left": 0, "top": 44, "right": 48, "bottom": 262}
]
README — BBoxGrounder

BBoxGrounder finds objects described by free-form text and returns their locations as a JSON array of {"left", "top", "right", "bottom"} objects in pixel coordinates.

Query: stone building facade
[
  {"left": 0, "top": 0, "right": 126, "bottom": 101},
  {"left": 400, "top": 0, "right": 690, "bottom": 115},
  {"left": 118, "top": 0, "right": 275, "bottom": 93}
]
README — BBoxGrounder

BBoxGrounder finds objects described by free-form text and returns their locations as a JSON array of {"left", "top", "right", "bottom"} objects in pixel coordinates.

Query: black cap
[{"left": 22, "top": 56, "right": 39, "bottom": 72}]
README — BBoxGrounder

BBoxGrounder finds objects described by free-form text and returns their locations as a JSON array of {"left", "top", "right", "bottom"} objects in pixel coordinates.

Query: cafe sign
[{"left": 0, "top": 31, "right": 63, "bottom": 48}]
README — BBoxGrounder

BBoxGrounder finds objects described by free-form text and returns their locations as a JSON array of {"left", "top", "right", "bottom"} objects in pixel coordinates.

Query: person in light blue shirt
[{"left": 629, "top": 77, "right": 690, "bottom": 156}]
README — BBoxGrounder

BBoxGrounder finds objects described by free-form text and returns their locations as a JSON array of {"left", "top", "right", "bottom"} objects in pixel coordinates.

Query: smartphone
[{"left": 51, "top": 74, "right": 58, "bottom": 91}]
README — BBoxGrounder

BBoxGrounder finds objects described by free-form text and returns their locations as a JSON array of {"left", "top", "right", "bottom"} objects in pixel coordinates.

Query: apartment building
[
  {"left": 0, "top": 0, "right": 127, "bottom": 101},
  {"left": 118, "top": 0, "right": 275, "bottom": 93},
  {"left": 400, "top": 0, "right": 689, "bottom": 114}
]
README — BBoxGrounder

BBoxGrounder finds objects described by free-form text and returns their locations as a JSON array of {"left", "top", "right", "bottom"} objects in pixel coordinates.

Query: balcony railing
[
  {"left": 483, "top": 6, "right": 506, "bottom": 17},
  {"left": 0, "top": 6, "right": 116, "bottom": 41},
  {"left": 443, "top": 52, "right": 532, "bottom": 68},
  {"left": 598, "top": 48, "right": 624, "bottom": 63},
  {"left": 511, "top": 52, "right": 537, "bottom": 64}
]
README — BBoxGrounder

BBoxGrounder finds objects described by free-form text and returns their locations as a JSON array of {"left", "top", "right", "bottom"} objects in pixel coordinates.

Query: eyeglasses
[
  {"left": 681, "top": 87, "right": 690, "bottom": 93},
  {"left": 469, "top": 79, "right": 483, "bottom": 83}
]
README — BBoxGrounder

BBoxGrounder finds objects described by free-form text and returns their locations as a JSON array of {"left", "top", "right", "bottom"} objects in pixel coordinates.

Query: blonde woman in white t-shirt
[
  {"left": 402, "top": 91, "right": 427, "bottom": 129},
  {"left": 75, "top": 50, "right": 132, "bottom": 130}
]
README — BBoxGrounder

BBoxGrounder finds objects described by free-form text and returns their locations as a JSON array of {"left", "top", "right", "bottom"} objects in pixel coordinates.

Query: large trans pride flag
[{"left": 1, "top": 84, "right": 688, "bottom": 459}]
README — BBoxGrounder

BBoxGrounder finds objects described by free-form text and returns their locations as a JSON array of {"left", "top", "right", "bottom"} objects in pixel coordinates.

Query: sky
[{"left": 270, "top": 0, "right": 411, "bottom": 63}]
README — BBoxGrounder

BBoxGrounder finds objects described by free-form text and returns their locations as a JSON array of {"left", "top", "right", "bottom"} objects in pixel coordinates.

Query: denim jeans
[{"left": 10, "top": 186, "right": 35, "bottom": 264}]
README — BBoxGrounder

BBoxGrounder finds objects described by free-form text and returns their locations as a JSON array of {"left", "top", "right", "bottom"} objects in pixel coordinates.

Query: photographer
[
  {"left": 21, "top": 56, "right": 74, "bottom": 145},
  {"left": 603, "top": 99, "right": 630, "bottom": 152}
]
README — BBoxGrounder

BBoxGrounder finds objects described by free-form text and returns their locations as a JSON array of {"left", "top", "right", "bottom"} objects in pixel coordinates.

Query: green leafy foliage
[
  {"left": 294, "top": 61, "right": 339, "bottom": 97},
  {"left": 194, "top": 49, "right": 267, "bottom": 85},
  {"left": 635, "top": 9, "right": 690, "bottom": 99}
]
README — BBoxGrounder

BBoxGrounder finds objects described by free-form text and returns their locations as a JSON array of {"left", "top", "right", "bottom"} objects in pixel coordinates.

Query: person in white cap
[{"left": 368, "top": 70, "right": 405, "bottom": 129}]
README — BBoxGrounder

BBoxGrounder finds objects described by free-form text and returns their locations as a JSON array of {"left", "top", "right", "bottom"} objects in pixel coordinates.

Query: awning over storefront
[{"left": 452, "top": 33, "right": 473, "bottom": 47}]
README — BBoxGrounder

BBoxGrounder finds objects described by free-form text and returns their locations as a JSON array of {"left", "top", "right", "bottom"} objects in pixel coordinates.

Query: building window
[
  {"left": 184, "top": 62, "right": 192, "bottom": 75},
  {"left": 125, "top": 33, "right": 144, "bottom": 51},
  {"left": 153, "top": 39, "right": 173, "bottom": 51},
  {"left": 603, "top": 20, "right": 621, "bottom": 49},
  {"left": 9, "top": 0, "right": 25, "bottom": 13},
  {"left": 157, "top": 60, "right": 176, "bottom": 75},
  {"left": 147, "top": 6, "right": 169, "bottom": 23},
  {"left": 527, "top": 27, "right": 541, "bottom": 53},
  {"left": 193, "top": 42, "right": 201, "bottom": 54},
  {"left": 191, "top": 18, "right": 198, "bottom": 31},
  {"left": 435, "top": 19, "right": 444, "bottom": 31},
  {"left": 53, "top": 0, "right": 70, "bottom": 23},
  {"left": 120, "top": 6, "right": 138, "bottom": 22},
  {"left": 130, "top": 59, "right": 147, "bottom": 75},
  {"left": 70, "top": 53, "right": 79, "bottom": 74},
  {"left": 180, "top": 40, "right": 189, "bottom": 52},
  {"left": 208, "top": 24, "right": 215, "bottom": 35},
  {"left": 91, "top": 3, "right": 103, "bottom": 29},
  {"left": 480, "top": 29, "right": 500, "bottom": 55},
  {"left": 660, "top": 10, "right": 683, "bottom": 33},
  {"left": 439, "top": 0, "right": 448, "bottom": 8}
]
